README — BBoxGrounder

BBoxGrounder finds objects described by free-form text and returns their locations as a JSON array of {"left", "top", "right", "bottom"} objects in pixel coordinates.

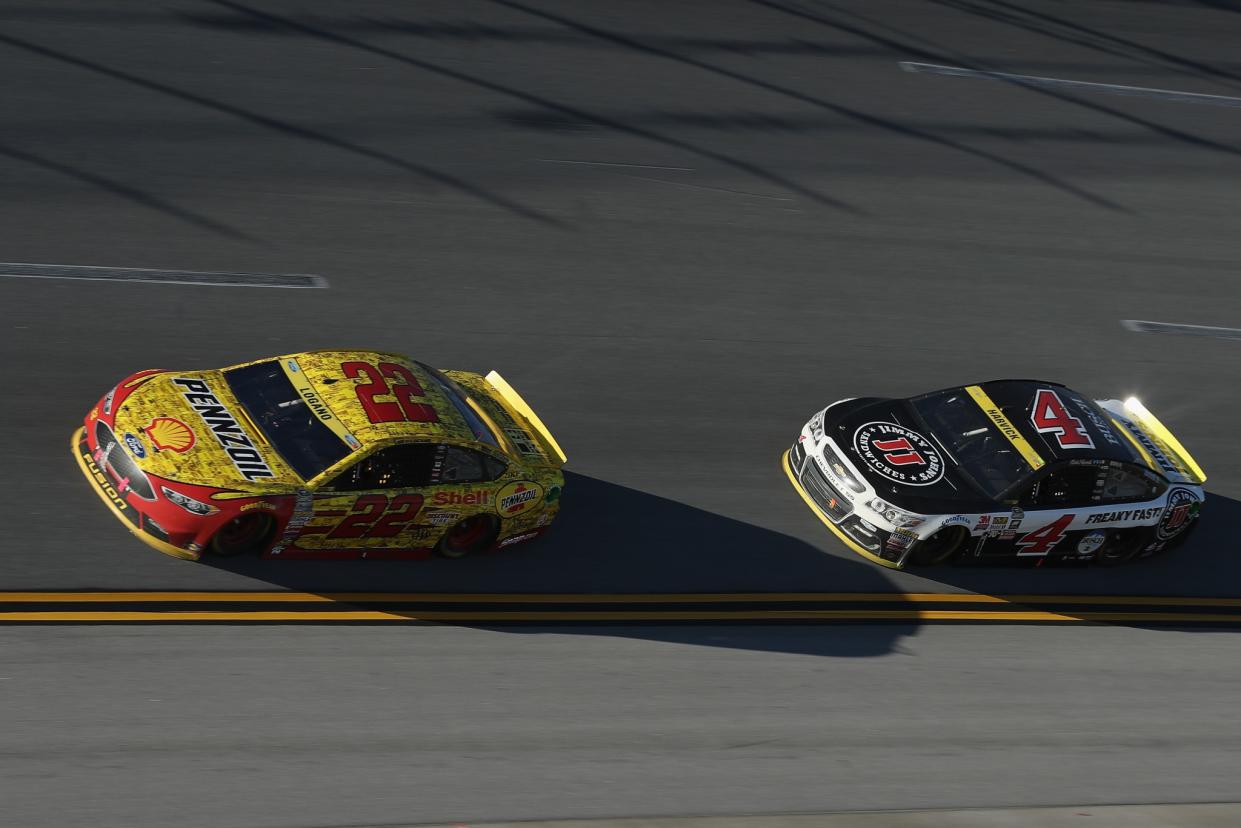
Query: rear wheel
[
  {"left": 1095, "top": 529, "right": 1145, "bottom": 566},
  {"left": 435, "top": 514, "right": 499, "bottom": 559},
  {"left": 208, "top": 513, "right": 276, "bottom": 557},
  {"left": 906, "top": 526, "right": 967, "bottom": 567}
]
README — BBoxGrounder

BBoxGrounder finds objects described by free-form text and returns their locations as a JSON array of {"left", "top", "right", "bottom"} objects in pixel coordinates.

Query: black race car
[{"left": 784, "top": 380, "right": 1206, "bottom": 569}]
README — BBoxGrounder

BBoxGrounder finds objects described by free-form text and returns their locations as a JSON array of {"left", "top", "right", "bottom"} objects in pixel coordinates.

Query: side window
[
  {"left": 327, "top": 443, "right": 437, "bottom": 491},
  {"left": 1101, "top": 464, "right": 1165, "bottom": 503},
  {"left": 1021, "top": 465, "right": 1100, "bottom": 508},
  {"left": 437, "top": 445, "right": 507, "bottom": 484}
]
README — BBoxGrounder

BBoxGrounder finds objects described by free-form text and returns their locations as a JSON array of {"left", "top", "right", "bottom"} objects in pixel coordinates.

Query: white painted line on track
[
  {"left": 537, "top": 159, "right": 695, "bottom": 170},
  {"left": 1122, "top": 319, "right": 1241, "bottom": 340},
  {"left": 0, "top": 263, "right": 328, "bottom": 289},
  {"left": 900, "top": 62, "right": 1241, "bottom": 109}
]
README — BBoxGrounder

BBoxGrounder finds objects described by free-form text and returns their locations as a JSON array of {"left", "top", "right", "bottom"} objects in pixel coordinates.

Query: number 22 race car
[
  {"left": 785, "top": 380, "right": 1206, "bottom": 569},
  {"left": 73, "top": 350, "right": 566, "bottom": 561}
]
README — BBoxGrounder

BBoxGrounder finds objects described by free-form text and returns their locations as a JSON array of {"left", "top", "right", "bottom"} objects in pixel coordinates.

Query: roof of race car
[
  {"left": 952, "top": 379, "right": 1142, "bottom": 466},
  {"left": 226, "top": 350, "right": 478, "bottom": 447}
]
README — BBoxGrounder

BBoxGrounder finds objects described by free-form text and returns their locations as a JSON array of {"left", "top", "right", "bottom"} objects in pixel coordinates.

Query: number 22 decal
[
  {"left": 325, "top": 494, "right": 425, "bottom": 539},
  {"left": 1030, "top": 388, "right": 1093, "bottom": 449},
  {"left": 342, "top": 361, "right": 439, "bottom": 425},
  {"left": 1015, "top": 513, "right": 1074, "bottom": 556}
]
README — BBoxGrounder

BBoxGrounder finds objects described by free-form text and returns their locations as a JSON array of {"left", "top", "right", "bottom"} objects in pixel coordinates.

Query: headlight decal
[{"left": 161, "top": 486, "right": 219, "bottom": 516}]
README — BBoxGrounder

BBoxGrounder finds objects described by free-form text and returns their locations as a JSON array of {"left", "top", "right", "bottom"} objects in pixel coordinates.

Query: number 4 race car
[
  {"left": 784, "top": 380, "right": 1206, "bottom": 569},
  {"left": 73, "top": 350, "right": 566, "bottom": 561}
]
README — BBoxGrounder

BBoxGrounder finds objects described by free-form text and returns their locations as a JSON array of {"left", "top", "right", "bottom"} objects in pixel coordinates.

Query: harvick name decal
[
  {"left": 173, "top": 377, "right": 275, "bottom": 481},
  {"left": 853, "top": 422, "right": 945, "bottom": 486}
]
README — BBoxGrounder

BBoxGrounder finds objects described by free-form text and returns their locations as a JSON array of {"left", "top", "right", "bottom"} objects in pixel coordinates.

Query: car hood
[
  {"left": 98, "top": 370, "right": 301, "bottom": 491},
  {"left": 823, "top": 398, "right": 992, "bottom": 512}
]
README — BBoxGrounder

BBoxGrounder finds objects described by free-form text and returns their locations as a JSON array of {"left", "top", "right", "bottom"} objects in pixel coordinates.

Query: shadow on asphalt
[{"left": 203, "top": 471, "right": 916, "bottom": 657}]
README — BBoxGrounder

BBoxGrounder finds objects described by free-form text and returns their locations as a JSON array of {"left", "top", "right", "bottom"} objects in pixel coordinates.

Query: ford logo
[{"left": 123, "top": 432, "right": 147, "bottom": 459}]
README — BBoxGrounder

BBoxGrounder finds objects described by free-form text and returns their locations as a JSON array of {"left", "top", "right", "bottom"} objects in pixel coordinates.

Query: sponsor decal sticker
[
  {"left": 102, "top": 386, "right": 117, "bottom": 415},
  {"left": 123, "top": 432, "right": 146, "bottom": 459},
  {"left": 943, "top": 515, "right": 971, "bottom": 528},
  {"left": 1156, "top": 487, "right": 1201, "bottom": 541},
  {"left": 240, "top": 501, "right": 279, "bottom": 512},
  {"left": 545, "top": 484, "right": 562, "bottom": 504},
  {"left": 497, "top": 481, "right": 544, "bottom": 515},
  {"left": 853, "top": 422, "right": 945, "bottom": 486},
  {"left": 433, "top": 489, "right": 492, "bottom": 506},
  {"left": 173, "top": 378, "right": 275, "bottom": 481},
  {"left": 503, "top": 427, "right": 542, "bottom": 458},
  {"left": 1077, "top": 529, "right": 1107, "bottom": 555},
  {"left": 425, "top": 510, "right": 461, "bottom": 526},
  {"left": 144, "top": 416, "right": 196, "bottom": 453},
  {"left": 1084, "top": 506, "right": 1162, "bottom": 524}
]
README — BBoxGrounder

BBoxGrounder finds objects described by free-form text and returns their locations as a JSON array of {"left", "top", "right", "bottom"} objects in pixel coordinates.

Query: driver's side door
[{"left": 291, "top": 443, "right": 441, "bottom": 558}]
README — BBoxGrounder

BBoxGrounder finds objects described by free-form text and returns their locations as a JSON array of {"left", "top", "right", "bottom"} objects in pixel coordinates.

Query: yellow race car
[{"left": 73, "top": 350, "right": 566, "bottom": 560}]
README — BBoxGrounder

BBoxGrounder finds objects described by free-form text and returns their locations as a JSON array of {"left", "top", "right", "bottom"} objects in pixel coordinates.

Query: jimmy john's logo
[
  {"left": 497, "top": 481, "right": 543, "bottom": 515},
  {"left": 853, "top": 422, "right": 944, "bottom": 487},
  {"left": 173, "top": 377, "right": 274, "bottom": 481},
  {"left": 1156, "top": 487, "right": 1200, "bottom": 541}
]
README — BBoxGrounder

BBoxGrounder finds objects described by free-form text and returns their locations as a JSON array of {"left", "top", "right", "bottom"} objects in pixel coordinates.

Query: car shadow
[
  {"left": 915, "top": 490, "right": 1241, "bottom": 603},
  {"left": 203, "top": 471, "right": 917, "bottom": 657}
]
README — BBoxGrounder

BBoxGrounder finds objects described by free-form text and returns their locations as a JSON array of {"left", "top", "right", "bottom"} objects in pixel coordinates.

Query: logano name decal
[{"left": 173, "top": 377, "right": 275, "bottom": 481}]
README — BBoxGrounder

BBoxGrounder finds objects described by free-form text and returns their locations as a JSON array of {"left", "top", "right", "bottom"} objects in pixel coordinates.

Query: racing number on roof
[
  {"left": 1030, "top": 389, "right": 1094, "bottom": 449},
  {"left": 1015, "top": 513, "right": 1074, "bottom": 556},
  {"left": 870, "top": 437, "right": 926, "bottom": 466},
  {"left": 343, "top": 361, "right": 439, "bottom": 425}
]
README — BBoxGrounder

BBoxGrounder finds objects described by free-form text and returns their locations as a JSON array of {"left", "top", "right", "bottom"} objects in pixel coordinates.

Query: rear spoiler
[
  {"left": 484, "top": 371, "right": 567, "bottom": 465},
  {"left": 1100, "top": 398, "right": 1206, "bottom": 485}
]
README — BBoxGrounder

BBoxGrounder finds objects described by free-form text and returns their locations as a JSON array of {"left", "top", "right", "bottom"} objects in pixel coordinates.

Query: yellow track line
[
  {"left": 1, "top": 592, "right": 1239, "bottom": 606},
  {"left": 2, "top": 610, "right": 1240, "bottom": 622}
]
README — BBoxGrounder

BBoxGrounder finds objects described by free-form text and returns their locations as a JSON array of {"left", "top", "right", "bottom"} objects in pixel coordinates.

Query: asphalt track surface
[{"left": 4, "top": 0, "right": 1241, "bottom": 825}]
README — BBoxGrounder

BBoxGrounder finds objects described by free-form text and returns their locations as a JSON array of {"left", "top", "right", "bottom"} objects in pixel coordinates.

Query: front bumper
[
  {"left": 782, "top": 447, "right": 905, "bottom": 570},
  {"left": 72, "top": 426, "right": 201, "bottom": 561}
]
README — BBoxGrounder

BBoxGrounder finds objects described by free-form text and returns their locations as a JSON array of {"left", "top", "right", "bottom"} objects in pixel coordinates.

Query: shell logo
[
  {"left": 496, "top": 481, "right": 544, "bottom": 515},
  {"left": 145, "top": 417, "right": 196, "bottom": 453}
]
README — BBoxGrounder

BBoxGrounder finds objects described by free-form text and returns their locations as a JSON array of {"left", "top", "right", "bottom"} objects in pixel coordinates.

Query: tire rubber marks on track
[
  {"left": 1122, "top": 319, "right": 1241, "bottom": 341},
  {"left": 900, "top": 62, "right": 1241, "bottom": 109},
  {"left": 0, "top": 263, "right": 327, "bottom": 289}
]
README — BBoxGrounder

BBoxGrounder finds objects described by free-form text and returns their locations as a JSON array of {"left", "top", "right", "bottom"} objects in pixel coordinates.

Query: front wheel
[
  {"left": 435, "top": 514, "right": 499, "bottom": 559},
  {"left": 208, "top": 513, "right": 276, "bottom": 557},
  {"left": 906, "top": 526, "right": 968, "bottom": 567}
]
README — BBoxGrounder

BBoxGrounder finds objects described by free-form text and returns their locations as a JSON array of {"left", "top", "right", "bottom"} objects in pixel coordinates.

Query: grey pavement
[{"left": 4, "top": 1, "right": 1241, "bottom": 825}]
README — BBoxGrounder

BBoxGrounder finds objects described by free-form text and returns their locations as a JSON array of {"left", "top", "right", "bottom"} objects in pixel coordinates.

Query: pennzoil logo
[
  {"left": 145, "top": 417, "right": 196, "bottom": 453},
  {"left": 173, "top": 378, "right": 275, "bottom": 481},
  {"left": 497, "top": 481, "right": 544, "bottom": 515}
]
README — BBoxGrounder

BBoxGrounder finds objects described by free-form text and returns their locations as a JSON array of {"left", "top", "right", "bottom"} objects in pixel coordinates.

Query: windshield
[
  {"left": 224, "top": 361, "right": 352, "bottom": 480},
  {"left": 912, "top": 389, "right": 1034, "bottom": 499}
]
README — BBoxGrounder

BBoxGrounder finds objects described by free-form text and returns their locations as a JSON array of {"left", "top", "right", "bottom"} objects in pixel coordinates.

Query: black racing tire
[
  {"left": 1094, "top": 529, "right": 1146, "bottom": 567},
  {"left": 435, "top": 514, "right": 500, "bottom": 559},
  {"left": 906, "top": 526, "right": 968, "bottom": 567},
  {"left": 208, "top": 513, "right": 277, "bottom": 558}
]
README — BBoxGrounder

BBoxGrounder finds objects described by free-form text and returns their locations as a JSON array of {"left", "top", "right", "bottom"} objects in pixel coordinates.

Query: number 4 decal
[
  {"left": 1016, "top": 513, "right": 1074, "bottom": 556},
  {"left": 1030, "top": 389, "right": 1094, "bottom": 449}
]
